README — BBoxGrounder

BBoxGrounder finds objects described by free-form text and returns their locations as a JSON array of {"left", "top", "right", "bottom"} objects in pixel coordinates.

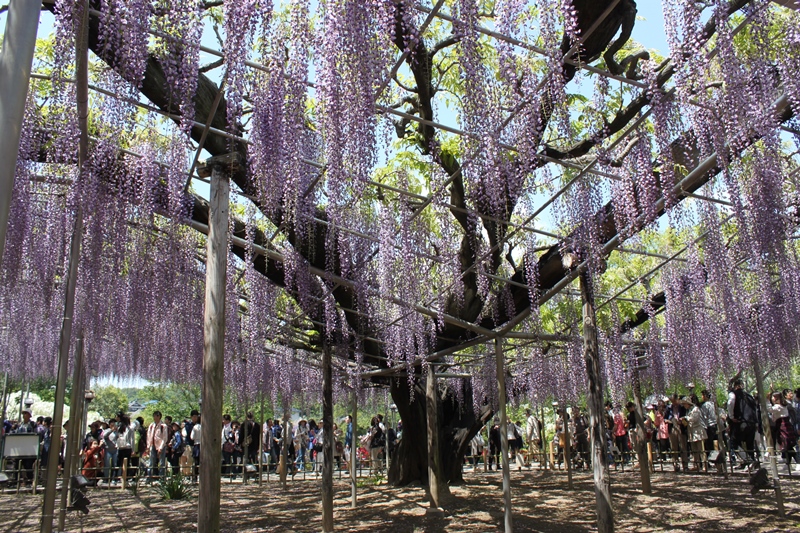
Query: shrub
[{"left": 154, "top": 472, "right": 194, "bottom": 501}]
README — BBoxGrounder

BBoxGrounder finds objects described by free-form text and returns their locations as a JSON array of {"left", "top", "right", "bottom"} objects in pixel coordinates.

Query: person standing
[
  {"left": 613, "top": 405, "right": 630, "bottom": 465},
  {"left": 16, "top": 409, "right": 36, "bottom": 484},
  {"left": 146, "top": 411, "right": 168, "bottom": 480},
  {"left": 700, "top": 390, "right": 718, "bottom": 460},
  {"left": 221, "top": 414, "right": 235, "bottom": 477},
  {"left": 344, "top": 415, "right": 353, "bottom": 469},
  {"left": 271, "top": 419, "right": 282, "bottom": 470},
  {"left": 573, "top": 406, "right": 590, "bottom": 468},
  {"left": 117, "top": 416, "right": 134, "bottom": 481},
  {"left": 262, "top": 418, "right": 273, "bottom": 472},
  {"left": 506, "top": 419, "right": 520, "bottom": 466},
  {"left": 102, "top": 419, "right": 119, "bottom": 483},
  {"left": 167, "top": 421, "right": 183, "bottom": 475},
  {"left": 769, "top": 391, "right": 798, "bottom": 473},
  {"left": 727, "top": 379, "right": 758, "bottom": 469},
  {"left": 368, "top": 416, "right": 385, "bottom": 474},
  {"left": 666, "top": 394, "right": 689, "bottom": 472},
  {"left": 295, "top": 419, "right": 309, "bottom": 470},
  {"left": 40, "top": 417, "right": 52, "bottom": 470},
  {"left": 190, "top": 415, "right": 201, "bottom": 482},
  {"left": 488, "top": 418, "right": 501, "bottom": 471},
  {"left": 241, "top": 412, "right": 261, "bottom": 467},
  {"left": 684, "top": 396, "right": 707, "bottom": 470},
  {"left": 525, "top": 408, "right": 541, "bottom": 467},
  {"left": 625, "top": 402, "right": 638, "bottom": 461},
  {"left": 655, "top": 401, "right": 670, "bottom": 461},
  {"left": 182, "top": 410, "right": 199, "bottom": 476}
]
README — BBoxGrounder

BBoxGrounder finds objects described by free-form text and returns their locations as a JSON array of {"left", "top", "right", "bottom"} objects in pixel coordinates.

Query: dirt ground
[{"left": 1, "top": 469, "right": 799, "bottom": 532}]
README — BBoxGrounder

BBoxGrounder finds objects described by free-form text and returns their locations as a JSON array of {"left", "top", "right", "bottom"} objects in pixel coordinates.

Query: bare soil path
[{"left": 1, "top": 470, "right": 798, "bottom": 532}]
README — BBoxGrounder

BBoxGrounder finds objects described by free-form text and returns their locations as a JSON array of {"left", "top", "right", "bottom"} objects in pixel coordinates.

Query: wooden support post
[
  {"left": 32, "top": 459, "right": 39, "bottom": 495},
  {"left": 0, "top": 0, "right": 43, "bottom": 267},
  {"left": 121, "top": 458, "right": 128, "bottom": 490},
  {"left": 350, "top": 389, "right": 357, "bottom": 509},
  {"left": 715, "top": 410, "right": 728, "bottom": 479},
  {"left": 322, "top": 345, "right": 334, "bottom": 532},
  {"left": 280, "top": 411, "right": 290, "bottom": 487},
  {"left": 753, "top": 357, "right": 785, "bottom": 517},
  {"left": 631, "top": 366, "right": 651, "bottom": 494},
  {"left": 495, "top": 339, "right": 514, "bottom": 533},
  {"left": 580, "top": 271, "right": 614, "bottom": 533},
  {"left": 41, "top": 3, "right": 88, "bottom": 526},
  {"left": 259, "top": 393, "right": 264, "bottom": 487},
  {"left": 58, "top": 334, "right": 85, "bottom": 531},
  {"left": 0, "top": 373, "right": 7, "bottom": 425},
  {"left": 564, "top": 407, "right": 573, "bottom": 489},
  {"left": 0, "top": 373, "right": 7, "bottom": 459},
  {"left": 540, "top": 405, "right": 548, "bottom": 470},
  {"left": 19, "top": 383, "right": 28, "bottom": 422},
  {"left": 426, "top": 364, "right": 444, "bottom": 509},
  {"left": 197, "top": 153, "right": 235, "bottom": 533}
]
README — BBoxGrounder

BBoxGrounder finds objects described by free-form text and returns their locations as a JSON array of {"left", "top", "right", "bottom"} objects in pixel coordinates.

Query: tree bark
[
  {"left": 496, "top": 339, "right": 514, "bottom": 533},
  {"left": 753, "top": 357, "right": 785, "bottom": 516},
  {"left": 198, "top": 156, "right": 231, "bottom": 533},
  {"left": 631, "top": 366, "right": 651, "bottom": 494},
  {"left": 426, "top": 366, "right": 449, "bottom": 507},
  {"left": 322, "top": 345, "right": 334, "bottom": 532},
  {"left": 389, "top": 374, "right": 492, "bottom": 486},
  {"left": 350, "top": 389, "right": 357, "bottom": 508},
  {"left": 580, "top": 271, "right": 614, "bottom": 533}
]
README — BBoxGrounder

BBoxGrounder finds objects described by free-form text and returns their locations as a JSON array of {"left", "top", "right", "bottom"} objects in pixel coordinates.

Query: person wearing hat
[
  {"left": 15, "top": 409, "right": 37, "bottom": 484},
  {"left": 17, "top": 408, "right": 35, "bottom": 433}
]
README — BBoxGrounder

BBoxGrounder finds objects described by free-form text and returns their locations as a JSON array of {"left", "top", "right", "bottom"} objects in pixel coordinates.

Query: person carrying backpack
[{"left": 727, "top": 378, "right": 758, "bottom": 469}]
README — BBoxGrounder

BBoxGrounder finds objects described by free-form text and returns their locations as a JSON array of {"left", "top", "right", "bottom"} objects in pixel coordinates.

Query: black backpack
[
  {"left": 373, "top": 427, "right": 385, "bottom": 448},
  {"left": 735, "top": 390, "right": 759, "bottom": 426},
  {"left": 184, "top": 421, "right": 195, "bottom": 446}
]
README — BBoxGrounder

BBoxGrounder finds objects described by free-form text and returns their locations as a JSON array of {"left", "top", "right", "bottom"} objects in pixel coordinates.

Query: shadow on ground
[{"left": 2, "top": 470, "right": 799, "bottom": 532}]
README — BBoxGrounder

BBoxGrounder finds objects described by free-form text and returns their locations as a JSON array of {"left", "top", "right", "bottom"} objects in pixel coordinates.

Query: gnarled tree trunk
[{"left": 389, "top": 372, "right": 492, "bottom": 486}]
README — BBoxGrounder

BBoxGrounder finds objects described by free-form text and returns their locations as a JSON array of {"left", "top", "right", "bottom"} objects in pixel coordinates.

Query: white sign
[{"left": 3, "top": 434, "right": 40, "bottom": 458}]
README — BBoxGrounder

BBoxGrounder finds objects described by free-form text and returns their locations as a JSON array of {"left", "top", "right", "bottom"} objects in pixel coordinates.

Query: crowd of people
[
  {"left": 466, "top": 381, "right": 800, "bottom": 475},
  {"left": 1, "top": 407, "right": 400, "bottom": 487},
  {"left": 2, "top": 379, "right": 799, "bottom": 488}
]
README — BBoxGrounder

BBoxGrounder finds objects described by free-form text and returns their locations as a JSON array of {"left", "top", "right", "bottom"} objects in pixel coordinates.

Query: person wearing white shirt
[
  {"left": 525, "top": 408, "right": 541, "bottom": 465},
  {"left": 699, "top": 390, "right": 718, "bottom": 461},
  {"left": 190, "top": 416, "right": 201, "bottom": 481},
  {"left": 769, "top": 392, "right": 798, "bottom": 472}
]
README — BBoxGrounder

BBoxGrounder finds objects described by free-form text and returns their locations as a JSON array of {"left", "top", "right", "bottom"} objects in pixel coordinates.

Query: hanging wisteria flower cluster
[{"left": 3, "top": 0, "right": 800, "bottom": 434}]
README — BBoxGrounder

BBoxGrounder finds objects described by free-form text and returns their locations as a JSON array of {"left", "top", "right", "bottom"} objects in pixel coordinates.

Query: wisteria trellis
[{"left": 1, "top": 0, "right": 800, "bottom": 420}]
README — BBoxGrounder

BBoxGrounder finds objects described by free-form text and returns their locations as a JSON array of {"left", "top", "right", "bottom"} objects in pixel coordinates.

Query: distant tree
[{"left": 93, "top": 385, "right": 129, "bottom": 420}]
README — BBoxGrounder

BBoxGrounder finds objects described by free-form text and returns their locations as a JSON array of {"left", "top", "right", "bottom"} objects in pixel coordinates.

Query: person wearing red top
[{"left": 613, "top": 406, "right": 630, "bottom": 464}]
